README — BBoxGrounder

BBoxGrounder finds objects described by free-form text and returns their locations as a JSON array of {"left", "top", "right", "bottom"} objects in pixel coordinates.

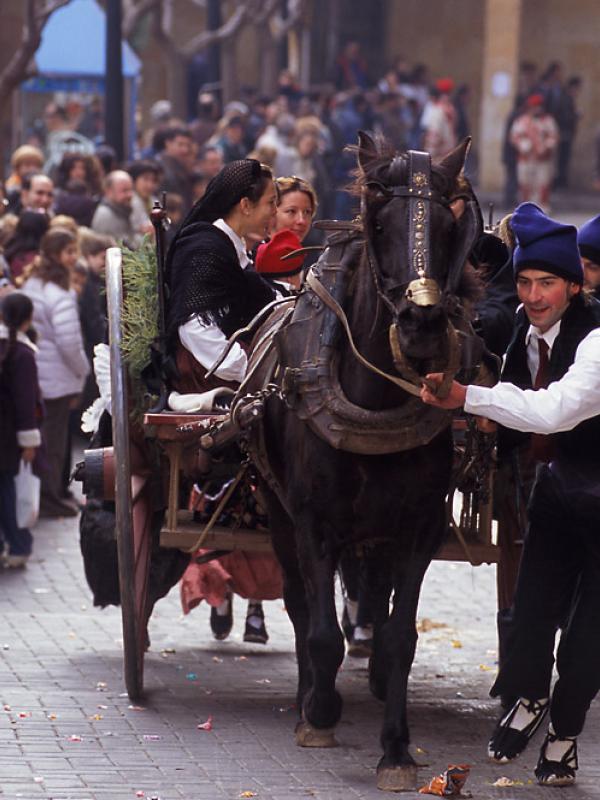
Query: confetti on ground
[
  {"left": 212, "top": 656, "right": 223, "bottom": 663},
  {"left": 135, "top": 792, "right": 145, "bottom": 798},
  {"left": 2, "top": 644, "right": 9, "bottom": 650},
  {"left": 186, "top": 672, "right": 198, "bottom": 681},
  {"left": 492, "top": 777, "right": 522, "bottom": 787},
  {"left": 161, "top": 648, "right": 176, "bottom": 654},
  {"left": 451, "top": 640, "right": 463, "bottom": 648},
  {"left": 97, "top": 704, "right": 108, "bottom": 710},
  {"left": 68, "top": 631, "right": 77, "bottom": 638},
  {"left": 255, "top": 678, "right": 271, "bottom": 684},
  {"left": 416, "top": 746, "right": 428, "bottom": 755},
  {"left": 90, "top": 714, "right": 103, "bottom": 721},
  {"left": 96, "top": 682, "right": 107, "bottom": 690},
  {"left": 235, "top": 655, "right": 248, "bottom": 661},
  {"left": 33, "top": 588, "right": 49, "bottom": 594},
  {"left": 3, "top": 705, "right": 10, "bottom": 711},
  {"left": 417, "top": 618, "right": 448, "bottom": 632},
  {"left": 479, "top": 664, "right": 495, "bottom": 672},
  {"left": 143, "top": 734, "right": 161, "bottom": 741},
  {"left": 18, "top": 712, "right": 31, "bottom": 718},
  {"left": 33, "top": 777, "right": 44, "bottom": 783},
  {"left": 239, "top": 793, "right": 257, "bottom": 798},
  {"left": 197, "top": 715, "right": 213, "bottom": 731},
  {"left": 67, "top": 735, "right": 82, "bottom": 742},
  {"left": 128, "top": 705, "right": 145, "bottom": 711}
]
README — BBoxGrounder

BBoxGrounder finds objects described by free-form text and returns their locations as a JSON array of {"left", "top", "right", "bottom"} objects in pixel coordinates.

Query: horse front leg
[
  {"left": 295, "top": 538, "right": 345, "bottom": 748},
  {"left": 268, "top": 499, "right": 312, "bottom": 714},
  {"left": 376, "top": 551, "right": 432, "bottom": 792}
]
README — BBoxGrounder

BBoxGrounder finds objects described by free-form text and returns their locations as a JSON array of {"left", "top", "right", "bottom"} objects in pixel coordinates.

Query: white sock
[
  {"left": 503, "top": 697, "right": 548, "bottom": 730},
  {"left": 545, "top": 724, "right": 576, "bottom": 762},
  {"left": 215, "top": 595, "right": 232, "bottom": 616},
  {"left": 353, "top": 625, "right": 372, "bottom": 641},
  {"left": 344, "top": 599, "right": 358, "bottom": 626}
]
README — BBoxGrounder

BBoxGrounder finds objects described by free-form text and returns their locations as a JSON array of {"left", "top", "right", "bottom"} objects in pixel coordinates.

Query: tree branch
[
  {"left": 179, "top": 2, "right": 251, "bottom": 59},
  {"left": 35, "top": 0, "right": 70, "bottom": 26},
  {"left": 122, "top": 0, "right": 162, "bottom": 40},
  {"left": 269, "top": 0, "right": 308, "bottom": 40},
  {"left": 0, "top": 0, "right": 69, "bottom": 112}
]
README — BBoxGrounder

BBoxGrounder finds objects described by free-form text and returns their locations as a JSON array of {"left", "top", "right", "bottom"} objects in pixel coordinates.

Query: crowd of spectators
[{"left": 0, "top": 46, "right": 484, "bottom": 562}]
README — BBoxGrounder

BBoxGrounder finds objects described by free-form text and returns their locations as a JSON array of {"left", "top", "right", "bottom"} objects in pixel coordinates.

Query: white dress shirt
[
  {"left": 465, "top": 328, "right": 600, "bottom": 434},
  {"left": 178, "top": 218, "right": 249, "bottom": 383}
]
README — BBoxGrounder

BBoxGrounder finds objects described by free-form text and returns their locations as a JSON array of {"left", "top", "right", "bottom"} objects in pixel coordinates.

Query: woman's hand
[{"left": 420, "top": 373, "right": 468, "bottom": 409}]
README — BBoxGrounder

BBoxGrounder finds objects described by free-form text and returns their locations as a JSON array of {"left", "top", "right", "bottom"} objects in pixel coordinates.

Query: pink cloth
[{"left": 180, "top": 550, "right": 283, "bottom": 613}]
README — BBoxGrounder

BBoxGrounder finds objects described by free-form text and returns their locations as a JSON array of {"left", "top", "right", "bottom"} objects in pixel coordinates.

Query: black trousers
[{"left": 491, "top": 462, "right": 600, "bottom": 738}]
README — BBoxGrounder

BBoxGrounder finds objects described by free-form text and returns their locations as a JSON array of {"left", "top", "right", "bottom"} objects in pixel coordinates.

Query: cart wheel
[{"left": 106, "top": 248, "right": 151, "bottom": 701}]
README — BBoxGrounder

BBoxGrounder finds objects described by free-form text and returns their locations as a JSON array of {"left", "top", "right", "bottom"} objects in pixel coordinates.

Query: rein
[{"left": 306, "top": 269, "right": 430, "bottom": 398}]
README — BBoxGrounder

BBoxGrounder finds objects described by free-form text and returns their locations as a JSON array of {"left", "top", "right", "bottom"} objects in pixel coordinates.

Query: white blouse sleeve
[
  {"left": 464, "top": 329, "right": 600, "bottom": 434},
  {"left": 179, "top": 317, "right": 247, "bottom": 383}
]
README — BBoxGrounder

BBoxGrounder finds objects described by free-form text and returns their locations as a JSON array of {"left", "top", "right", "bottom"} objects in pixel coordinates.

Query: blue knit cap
[
  {"left": 578, "top": 214, "right": 600, "bottom": 265},
  {"left": 512, "top": 202, "right": 583, "bottom": 284}
]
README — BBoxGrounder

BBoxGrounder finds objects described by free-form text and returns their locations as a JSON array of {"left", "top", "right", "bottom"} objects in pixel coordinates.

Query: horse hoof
[
  {"left": 376, "top": 764, "right": 418, "bottom": 792},
  {"left": 295, "top": 720, "right": 338, "bottom": 748}
]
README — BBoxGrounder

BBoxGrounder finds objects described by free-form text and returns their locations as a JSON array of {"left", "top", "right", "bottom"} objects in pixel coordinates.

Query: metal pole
[
  {"left": 206, "top": 0, "right": 221, "bottom": 87},
  {"left": 105, "top": 0, "right": 124, "bottom": 162}
]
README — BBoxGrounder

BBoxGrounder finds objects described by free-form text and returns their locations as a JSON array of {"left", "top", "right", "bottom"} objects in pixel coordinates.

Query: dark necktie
[
  {"left": 531, "top": 337, "right": 554, "bottom": 461},
  {"left": 534, "top": 338, "right": 550, "bottom": 390}
]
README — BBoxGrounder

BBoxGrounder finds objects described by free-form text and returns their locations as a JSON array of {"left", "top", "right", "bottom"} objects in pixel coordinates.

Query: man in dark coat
[
  {"left": 423, "top": 203, "right": 600, "bottom": 787},
  {"left": 157, "top": 126, "right": 195, "bottom": 214}
]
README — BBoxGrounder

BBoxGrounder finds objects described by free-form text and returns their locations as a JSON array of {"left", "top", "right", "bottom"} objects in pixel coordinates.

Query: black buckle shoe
[
  {"left": 243, "top": 603, "right": 268, "bottom": 644},
  {"left": 210, "top": 594, "right": 233, "bottom": 641},
  {"left": 535, "top": 729, "right": 578, "bottom": 787},
  {"left": 488, "top": 697, "right": 549, "bottom": 762}
]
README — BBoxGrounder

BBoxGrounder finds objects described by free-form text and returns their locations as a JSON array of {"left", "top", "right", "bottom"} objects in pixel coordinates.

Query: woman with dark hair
[
  {"left": 0, "top": 291, "right": 43, "bottom": 566},
  {"left": 166, "top": 158, "right": 277, "bottom": 389},
  {"left": 167, "top": 159, "right": 282, "bottom": 645},
  {"left": 54, "top": 153, "right": 101, "bottom": 227},
  {"left": 22, "top": 228, "right": 89, "bottom": 517},
  {"left": 4, "top": 211, "right": 49, "bottom": 281}
]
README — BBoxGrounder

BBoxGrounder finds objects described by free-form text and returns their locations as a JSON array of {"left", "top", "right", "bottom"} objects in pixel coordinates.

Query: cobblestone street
[{"left": 1, "top": 503, "right": 599, "bottom": 800}]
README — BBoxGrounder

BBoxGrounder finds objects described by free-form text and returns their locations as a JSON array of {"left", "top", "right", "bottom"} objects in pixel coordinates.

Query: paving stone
[{"left": 1, "top": 477, "right": 599, "bottom": 800}]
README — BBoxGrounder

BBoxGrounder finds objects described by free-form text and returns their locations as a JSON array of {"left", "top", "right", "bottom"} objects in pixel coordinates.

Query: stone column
[{"left": 478, "top": 0, "right": 522, "bottom": 193}]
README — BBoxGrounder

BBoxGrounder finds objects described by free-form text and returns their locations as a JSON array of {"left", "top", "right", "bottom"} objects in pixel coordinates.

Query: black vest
[{"left": 498, "top": 294, "right": 600, "bottom": 464}]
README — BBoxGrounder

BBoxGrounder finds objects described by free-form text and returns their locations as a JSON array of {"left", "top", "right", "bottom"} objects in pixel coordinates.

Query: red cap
[
  {"left": 526, "top": 93, "right": 544, "bottom": 107},
  {"left": 435, "top": 77, "right": 454, "bottom": 94},
  {"left": 255, "top": 229, "right": 304, "bottom": 277}
]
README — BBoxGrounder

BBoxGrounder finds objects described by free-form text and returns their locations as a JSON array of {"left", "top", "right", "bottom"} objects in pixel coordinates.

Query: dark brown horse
[{"left": 242, "top": 133, "right": 487, "bottom": 791}]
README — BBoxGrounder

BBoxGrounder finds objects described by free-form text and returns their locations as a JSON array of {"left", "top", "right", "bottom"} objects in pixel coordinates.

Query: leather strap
[{"left": 306, "top": 270, "right": 424, "bottom": 397}]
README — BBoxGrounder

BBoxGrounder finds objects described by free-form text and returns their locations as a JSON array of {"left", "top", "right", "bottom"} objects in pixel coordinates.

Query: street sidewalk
[{"left": 1, "top": 508, "right": 599, "bottom": 800}]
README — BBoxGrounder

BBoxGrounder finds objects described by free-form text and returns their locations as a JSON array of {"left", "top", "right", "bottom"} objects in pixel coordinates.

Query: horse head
[{"left": 356, "top": 132, "right": 481, "bottom": 382}]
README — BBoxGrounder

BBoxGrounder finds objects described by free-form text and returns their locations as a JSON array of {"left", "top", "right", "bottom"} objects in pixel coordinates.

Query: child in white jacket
[{"left": 22, "top": 227, "right": 89, "bottom": 517}]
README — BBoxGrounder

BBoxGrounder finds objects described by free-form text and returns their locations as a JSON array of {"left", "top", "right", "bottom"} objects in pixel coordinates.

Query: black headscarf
[{"left": 165, "top": 159, "right": 275, "bottom": 344}]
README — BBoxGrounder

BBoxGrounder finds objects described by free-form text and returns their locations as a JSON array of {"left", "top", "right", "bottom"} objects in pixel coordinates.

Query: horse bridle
[
  {"left": 365, "top": 149, "right": 455, "bottom": 311},
  {"left": 364, "top": 150, "right": 464, "bottom": 398}
]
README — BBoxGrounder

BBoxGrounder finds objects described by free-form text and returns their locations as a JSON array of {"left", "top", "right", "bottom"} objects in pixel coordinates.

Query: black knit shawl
[
  {"left": 164, "top": 158, "right": 275, "bottom": 344},
  {"left": 165, "top": 221, "right": 275, "bottom": 343}
]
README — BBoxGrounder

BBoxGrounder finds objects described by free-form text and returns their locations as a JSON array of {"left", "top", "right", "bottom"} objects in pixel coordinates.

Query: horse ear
[
  {"left": 436, "top": 137, "right": 471, "bottom": 181},
  {"left": 357, "top": 130, "right": 378, "bottom": 173}
]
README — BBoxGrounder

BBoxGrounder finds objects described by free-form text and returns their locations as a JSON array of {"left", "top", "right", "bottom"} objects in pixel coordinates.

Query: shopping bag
[{"left": 15, "top": 460, "right": 41, "bottom": 529}]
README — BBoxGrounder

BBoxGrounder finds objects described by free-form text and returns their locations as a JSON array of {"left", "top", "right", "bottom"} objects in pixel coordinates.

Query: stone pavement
[{"left": 1, "top": 506, "right": 599, "bottom": 800}]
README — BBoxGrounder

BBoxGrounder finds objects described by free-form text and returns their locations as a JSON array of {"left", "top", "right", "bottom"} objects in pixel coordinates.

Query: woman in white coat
[{"left": 22, "top": 227, "right": 89, "bottom": 517}]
